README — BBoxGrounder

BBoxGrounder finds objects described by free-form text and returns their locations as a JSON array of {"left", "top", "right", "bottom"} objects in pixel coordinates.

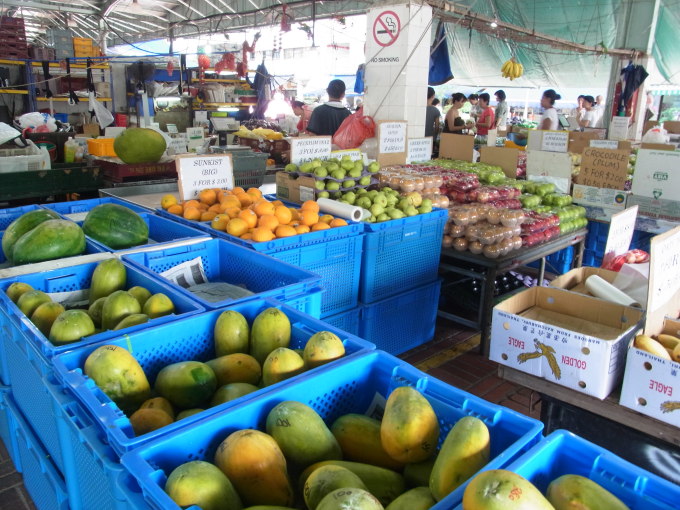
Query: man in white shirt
[{"left": 593, "top": 95, "right": 605, "bottom": 128}]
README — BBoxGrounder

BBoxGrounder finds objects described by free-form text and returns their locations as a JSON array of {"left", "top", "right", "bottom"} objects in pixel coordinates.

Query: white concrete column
[{"left": 363, "top": 1, "right": 433, "bottom": 138}]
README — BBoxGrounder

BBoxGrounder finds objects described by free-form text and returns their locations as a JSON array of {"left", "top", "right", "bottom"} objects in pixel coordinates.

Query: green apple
[
  {"left": 353, "top": 161, "right": 364, "bottom": 173},
  {"left": 359, "top": 176, "right": 371, "bottom": 186},
  {"left": 421, "top": 198, "right": 432, "bottom": 209},
  {"left": 331, "top": 169, "right": 346, "bottom": 180},
  {"left": 314, "top": 180, "right": 325, "bottom": 191},
  {"left": 326, "top": 163, "right": 340, "bottom": 173},
  {"left": 367, "top": 161, "right": 380, "bottom": 173},
  {"left": 326, "top": 181, "right": 341, "bottom": 191},
  {"left": 284, "top": 163, "right": 298, "bottom": 172},
  {"left": 388, "top": 209, "right": 406, "bottom": 219},
  {"left": 349, "top": 168, "right": 362, "bottom": 178},
  {"left": 342, "top": 180, "right": 355, "bottom": 189},
  {"left": 328, "top": 158, "right": 340, "bottom": 165},
  {"left": 365, "top": 216, "right": 376, "bottom": 223},
  {"left": 317, "top": 191, "right": 330, "bottom": 199},
  {"left": 330, "top": 192, "right": 343, "bottom": 199},
  {"left": 367, "top": 190, "right": 379, "bottom": 199},
  {"left": 356, "top": 188, "right": 368, "bottom": 195},
  {"left": 311, "top": 159, "right": 323, "bottom": 168},
  {"left": 343, "top": 192, "right": 356, "bottom": 204},
  {"left": 385, "top": 194, "right": 398, "bottom": 207},
  {"left": 398, "top": 198, "right": 411, "bottom": 211},
  {"left": 341, "top": 160, "right": 354, "bottom": 171},
  {"left": 370, "top": 204, "right": 384, "bottom": 216},
  {"left": 373, "top": 193, "right": 387, "bottom": 208},
  {"left": 382, "top": 186, "right": 393, "bottom": 193},
  {"left": 417, "top": 204, "right": 432, "bottom": 214},
  {"left": 356, "top": 197, "right": 372, "bottom": 209},
  {"left": 404, "top": 192, "right": 422, "bottom": 207},
  {"left": 300, "top": 162, "right": 314, "bottom": 173},
  {"left": 376, "top": 213, "right": 389, "bottom": 222},
  {"left": 314, "top": 167, "right": 328, "bottom": 178},
  {"left": 405, "top": 206, "right": 419, "bottom": 217}
]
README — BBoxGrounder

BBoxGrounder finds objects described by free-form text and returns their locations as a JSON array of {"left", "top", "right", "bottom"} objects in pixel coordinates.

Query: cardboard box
[
  {"left": 480, "top": 146, "right": 519, "bottom": 178},
  {"left": 490, "top": 286, "right": 643, "bottom": 399},
  {"left": 568, "top": 131, "right": 601, "bottom": 154},
  {"left": 572, "top": 184, "right": 628, "bottom": 210},
  {"left": 276, "top": 171, "right": 316, "bottom": 204},
  {"left": 664, "top": 121, "right": 680, "bottom": 135},
  {"left": 626, "top": 194, "right": 680, "bottom": 224},
  {"left": 643, "top": 121, "right": 659, "bottom": 134},
  {"left": 640, "top": 143, "right": 676, "bottom": 151},
  {"left": 439, "top": 133, "right": 474, "bottom": 161},
  {"left": 550, "top": 267, "right": 618, "bottom": 295}
]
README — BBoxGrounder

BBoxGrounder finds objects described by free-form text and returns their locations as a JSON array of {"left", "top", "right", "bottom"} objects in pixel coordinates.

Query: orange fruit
[
  {"left": 330, "top": 218, "right": 348, "bottom": 228},
  {"left": 183, "top": 207, "right": 201, "bottom": 221},
  {"left": 220, "top": 195, "right": 241, "bottom": 209},
  {"left": 226, "top": 218, "right": 249, "bottom": 237},
  {"left": 232, "top": 187, "right": 246, "bottom": 195},
  {"left": 198, "top": 189, "right": 217, "bottom": 206},
  {"left": 211, "top": 214, "right": 230, "bottom": 231},
  {"left": 200, "top": 211, "right": 217, "bottom": 222},
  {"left": 300, "top": 200, "right": 320, "bottom": 213},
  {"left": 160, "top": 194, "right": 178, "bottom": 210},
  {"left": 196, "top": 202, "right": 209, "bottom": 211},
  {"left": 235, "top": 193, "right": 253, "bottom": 208},
  {"left": 295, "top": 225, "right": 311, "bottom": 234},
  {"left": 238, "top": 209, "right": 258, "bottom": 228},
  {"left": 270, "top": 200, "right": 284, "bottom": 208},
  {"left": 258, "top": 214, "right": 279, "bottom": 231},
  {"left": 240, "top": 233, "right": 253, "bottom": 240},
  {"left": 319, "top": 214, "right": 334, "bottom": 224},
  {"left": 252, "top": 227, "right": 275, "bottom": 243},
  {"left": 208, "top": 204, "right": 222, "bottom": 213},
  {"left": 184, "top": 199, "right": 200, "bottom": 209},
  {"left": 247, "top": 187, "right": 262, "bottom": 198},
  {"left": 300, "top": 210, "right": 319, "bottom": 226},
  {"left": 274, "top": 206, "right": 292, "bottom": 225},
  {"left": 253, "top": 200, "right": 275, "bottom": 217},
  {"left": 275, "top": 225, "right": 298, "bottom": 238},
  {"left": 311, "top": 222, "right": 331, "bottom": 231},
  {"left": 224, "top": 206, "right": 241, "bottom": 219},
  {"left": 289, "top": 208, "right": 300, "bottom": 221},
  {"left": 167, "top": 204, "right": 183, "bottom": 216}
]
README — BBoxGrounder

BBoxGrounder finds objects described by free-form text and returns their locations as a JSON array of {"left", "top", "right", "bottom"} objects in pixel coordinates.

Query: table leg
[
  {"left": 574, "top": 238, "right": 585, "bottom": 268},
  {"left": 480, "top": 266, "right": 497, "bottom": 356},
  {"left": 537, "top": 257, "right": 546, "bottom": 286}
]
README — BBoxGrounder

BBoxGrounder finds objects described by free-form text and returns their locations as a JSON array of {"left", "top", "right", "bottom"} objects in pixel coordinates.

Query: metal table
[{"left": 438, "top": 229, "right": 587, "bottom": 355}]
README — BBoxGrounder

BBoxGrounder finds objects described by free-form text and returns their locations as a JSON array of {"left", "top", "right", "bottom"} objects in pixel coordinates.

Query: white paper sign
[
  {"left": 604, "top": 206, "right": 639, "bottom": 265},
  {"left": 186, "top": 127, "right": 205, "bottom": 151},
  {"left": 331, "top": 149, "right": 363, "bottom": 162},
  {"left": 526, "top": 150, "right": 572, "bottom": 194},
  {"left": 486, "top": 129, "right": 498, "bottom": 148},
  {"left": 609, "top": 117, "right": 630, "bottom": 141},
  {"left": 176, "top": 154, "right": 233, "bottom": 200},
  {"left": 166, "top": 123, "right": 178, "bottom": 134},
  {"left": 379, "top": 121, "right": 406, "bottom": 153},
  {"left": 406, "top": 137, "right": 433, "bottom": 163},
  {"left": 290, "top": 136, "right": 332, "bottom": 165},
  {"left": 168, "top": 138, "right": 188, "bottom": 155},
  {"left": 648, "top": 227, "right": 680, "bottom": 313},
  {"left": 631, "top": 150, "right": 680, "bottom": 200},
  {"left": 590, "top": 139, "right": 619, "bottom": 149},
  {"left": 540, "top": 130, "right": 569, "bottom": 152}
]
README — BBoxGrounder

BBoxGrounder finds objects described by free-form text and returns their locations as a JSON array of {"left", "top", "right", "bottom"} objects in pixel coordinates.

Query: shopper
[
  {"left": 493, "top": 90, "right": 508, "bottom": 130},
  {"left": 292, "top": 100, "right": 312, "bottom": 134},
  {"left": 468, "top": 93, "right": 482, "bottom": 120},
  {"left": 306, "top": 79, "right": 351, "bottom": 136},
  {"left": 593, "top": 94, "right": 605, "bottom": 127},
  {"left": 578, "top": 95, "right": 597, "bottom": 129},
  {"left": 443, "top": 93, "right": 468, "bottom": 134},
  {"left": 572, "top": 95, "right": 585, "bottom": 120},
  {"left": 425, "top": 87, "right": 441, "bottom": 138},
  {"left": 475, "top": 93, "right": 495, "bottom": 139},
  {"left": 539, "top": 89, "right": 561, "bottom": 130}
]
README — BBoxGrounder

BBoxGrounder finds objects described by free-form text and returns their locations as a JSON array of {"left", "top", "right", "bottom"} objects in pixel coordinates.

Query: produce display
[
  {"left": 81, "top": 307, "right": 349, "bottom": 436},
  {"left": 161, "top": 187, "right": 348, "bottom": 241},
  {"left": 234, "top": 125, "right": 285, "bottom": 140},
  {"left": 5, "top": 258, "right": 176, "bottom": 345},
  {"left": 82, "top": 203, "right": 149, "bottom": 249},
  {"left": 339, "top": 188, "right": 434, "bottom": 223},
  {"left": 113, "top": 127, "right": 167, "bottom": 164},
  {"left": 2, "top": 209, "right": 86, "bottom": 265},
  {"left": 633, "top": 332, "right": 680, "bottom": 362},
  {"left": 283, "top": 156, "right": 379, "bottom": 196},
  {"left": 501, "top": 58, "right": 524, "bottom": 81},
  {"left": 462, "top": 469, "right": 630, "bottom": 510},
  {"left": 163, "top": 385, "right": 492, "bottom": 510}
]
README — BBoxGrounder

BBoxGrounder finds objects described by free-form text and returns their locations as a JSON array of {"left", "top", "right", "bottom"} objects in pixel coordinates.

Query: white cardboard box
[
  {"left": 550, "top": 267, "right": 618, "bottom": 295},
  {"left": 490, "top": 286, "right": 643, "bottom": 399},
  {"left": 572, "top": 184, "right": 628, "bottom": 210}
]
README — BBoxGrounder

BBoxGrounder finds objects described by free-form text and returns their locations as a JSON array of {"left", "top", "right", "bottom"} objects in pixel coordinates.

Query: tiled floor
[{"left": 0, "top": 319, "right": 538, "bottom": 510}]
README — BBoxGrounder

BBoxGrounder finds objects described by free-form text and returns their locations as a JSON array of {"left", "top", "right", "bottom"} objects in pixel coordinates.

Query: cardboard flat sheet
[{"left": 520, "top": 307, "right": 623, "bottom": 340}]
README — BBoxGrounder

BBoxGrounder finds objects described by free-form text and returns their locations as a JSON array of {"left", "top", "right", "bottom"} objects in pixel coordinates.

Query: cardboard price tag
[
  {"left": 648, "top": 226, "right": 680, "bottom": 316},
  {"left": 540, "top": 130, "right": 569, "bottom": 152},
  {"left": 608, "top": 117, "right": 630, "bottom": 141},
  {"left": 406, "top": 137, "right": 433, "bottom": 163},
  {"left": 578, "top": 147, "right": 630, "bottom": 190},
  {"left": 176, "top": 154, "right": 234, "bottom": 201},
  {"left": 290, "top": 136, "right": 332, "bottom": 165},
  {"left": 379, "top": 121, "right": 406, "bottom": 153},
  {"left": 603, "top": 205, "right": 638, "bottom": 265},
  {"left": 590, "top": 139, "right": 619, "bottom": 149}
]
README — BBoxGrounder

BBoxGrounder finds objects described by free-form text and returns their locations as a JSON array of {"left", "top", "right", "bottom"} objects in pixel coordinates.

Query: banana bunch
[
  {"left": 634, "top": 333, "right": 680, "bottom": 362},
  {"left": 501, "top": 58, "right": 523, "bottom": 80}
]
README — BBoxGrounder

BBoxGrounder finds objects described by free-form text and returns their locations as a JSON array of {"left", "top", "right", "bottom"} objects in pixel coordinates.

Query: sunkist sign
[{"left": 176, "top": 154, "right": 234, "bottom": 200}]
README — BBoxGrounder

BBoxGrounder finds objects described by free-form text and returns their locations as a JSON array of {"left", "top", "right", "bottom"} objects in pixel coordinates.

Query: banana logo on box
[
  {"left": 517, "top": 339, "right": 562, "bottom": 380},
  {"left": 660, "top": 401, "right": 680, "bottom": 413}
]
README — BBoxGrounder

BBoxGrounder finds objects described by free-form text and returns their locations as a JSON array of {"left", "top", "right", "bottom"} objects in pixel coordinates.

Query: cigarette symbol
[{"left": 377, "top": 16, "right": 397, "bottom": 34}]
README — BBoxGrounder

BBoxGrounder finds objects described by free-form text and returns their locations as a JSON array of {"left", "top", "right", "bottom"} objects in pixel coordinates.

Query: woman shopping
[
  {"left": 475, "top": 93, "right": 495, "bottom": 142},
  {"left": 539, "top": 89, "right": 561, "bottom": 130},
  {"left": 578, "top": 95, "right": 597, "bottom": 129},
  {"left": 443, "top": 93, "right": 468, "bottom": 134}
]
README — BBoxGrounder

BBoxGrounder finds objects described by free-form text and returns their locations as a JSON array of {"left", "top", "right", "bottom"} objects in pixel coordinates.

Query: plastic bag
[
  {"left": 642, "top": 126, "right": 668, "bottom": 144},
  {"left": 602, "top": 249, "right": 650, "bottom": 272},
  {"left": 89, "top": 92, "right": 114, "bottom": 130},
  {"left": 17, "top": 112, "right": 57, "bottom": 133},
  {"left": 332, "top": 107, "right": 375, "bottom": 150}
]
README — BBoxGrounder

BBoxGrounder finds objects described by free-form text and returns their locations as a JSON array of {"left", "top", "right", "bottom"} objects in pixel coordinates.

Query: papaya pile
[
  {"left": 161, "top": 386, "right": 494, "bottom": 510},
  {"left": 81, "top": 306, "right": 350, "bottom": 438},
  {"left": 160, "top": 186, "right": 349, "bottom": 243},
  {"left": 5, "top": 258, "right": 176, "bottom": 346},
  {"left": 463, "top": 469, "right": 631, "bottom": 510}
]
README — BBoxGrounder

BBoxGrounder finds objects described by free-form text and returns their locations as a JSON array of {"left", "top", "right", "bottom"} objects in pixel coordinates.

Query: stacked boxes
[
  {"left": 0, "top": 16, "right": 28, "bottom": 59},
  {"left": 46, "top": 28, "right": 73, "bottom": 59}
]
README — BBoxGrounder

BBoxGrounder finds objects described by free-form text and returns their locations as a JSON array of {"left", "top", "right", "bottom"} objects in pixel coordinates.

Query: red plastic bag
[
  {"left": 332, "top": 107, "right": 375, "bottom": 149},
  {"left": 602, "top": 249, "right": 650, "bottom": 271}
]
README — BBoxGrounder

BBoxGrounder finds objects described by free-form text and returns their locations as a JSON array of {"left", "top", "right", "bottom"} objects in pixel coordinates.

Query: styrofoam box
[
  {"left": 620, "top": 319, "right": 680, "bottom": 426},
  {"left": 490, "top": 287, "right": 644, "bottom": 399}
]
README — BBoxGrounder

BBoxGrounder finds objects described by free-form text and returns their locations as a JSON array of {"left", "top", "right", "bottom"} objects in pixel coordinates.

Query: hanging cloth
[
  {"left": 65, "top": 59, "right": 79, "bottom": 105},
  {"left": 354, "top": 64, "right": 365, "bottom": 94},
  {"left": 178, "top": 54, "right": 186, "bottom": 96},
  {"left": 429, "top": 21, "right": 453, "bottom": 86},
  {"left": 41, "top": 61, "right": 53, "bottom": 98},
  {"left": 251, "top": 63, "right": 271, "bottom": 120},
  {"left": 620, "top": 63, "right": 649, "bottom": 107}
]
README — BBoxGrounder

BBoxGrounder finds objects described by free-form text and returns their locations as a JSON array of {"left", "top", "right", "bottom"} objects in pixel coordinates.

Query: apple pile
[
  {"left": 283, "top": 156, "right": 379, "bottom": 197},
  {"left": 336, "top": 188, "right": 433, "bottom": 223}
]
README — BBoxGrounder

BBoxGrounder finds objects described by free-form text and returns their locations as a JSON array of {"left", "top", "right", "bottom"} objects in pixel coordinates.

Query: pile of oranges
[{"left": 160, "top": 187, "right": 348, "bottom": 243}]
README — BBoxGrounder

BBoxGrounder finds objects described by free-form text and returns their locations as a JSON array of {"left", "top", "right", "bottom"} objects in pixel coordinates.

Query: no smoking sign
[{"left": 373, "top": 11, "right": 401, "bottom": 47}]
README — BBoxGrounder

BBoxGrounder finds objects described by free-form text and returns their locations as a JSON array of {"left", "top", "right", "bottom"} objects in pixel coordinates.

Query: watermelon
[
  {"left": 2, "top": 209, "right": 60, "bottom": 262},
  {"left": 12, "top": 219, "right": 86, "bottom": 265},
  {"left": 82, "top": 203, "right": 148, "bottom": 249}
]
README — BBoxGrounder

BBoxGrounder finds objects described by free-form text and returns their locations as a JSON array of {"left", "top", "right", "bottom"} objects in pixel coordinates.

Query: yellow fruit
[
  {"left": 200, "top": 211, "right": 217, "bottom": 222},
  {"left": 301, "top": 200, "right": 320, "bottom": 213},
  {"left": 304, "top": 465, "right": 367, "bottom": 510},
  {"left": 319, "top": 214, "right": 334, "bottom": 224},
  {"left": 259, "top": 214, "right": 280, "bottom": 232},
  {"left": 165, "top": 461, "right": 242, "bottom": 510},
  {"left": 211, "top": 214, "right": 230, "bottom": 231},
  {"left": 303, "top": 331, "right": 345, "bottom": 369},
  {"left": 295, "top": 225, "right": 311, "bottom": 234},
  {"left": 198, "top": 189, "right": 217, "bottom": 206},
  {"left": 274, "top": 205, "right": 293, "bottom": 225},
  {"left": 312, "top": 222, "right": 331, "bottom": 231},
  {"left": 236, "top": 192, "right": 254, "bottom": 208},
  {"left": 300, "top": 210, "right": 319, "bottom": 226},
  {"left": 330, "top": 218, "right": 348, "bottom": 228},
  {"left": 207, "top": 353, "right": 261, "bottom": 386},
  {"left": 331, "top": 414, "right": 404, "bottom": 470},
  {"left": 214, "top": 309, "right": 249, "bottom": 356},
  {"left": 210, "top": 382, "right": 259, "bottom": 406},
  {"left": 183, "top": 207, "right": 201, "bottom": 221},
  {"left": 547, "top": 474, "right": 630, "bottom": 510},
  {"left": 249, "top": 307, "right": 291, "bottom": 365},
  {"left": 160, "top": 194, "right": 178, "bottom": 210},
  {"left": 239, "top": 209, "right": 258, "bottom": 228},
  {"left": 463, "top": 470, "right": 554, "bottom": 510},
  {"left": 262, "top": 347, "right": 305, "bottom": 386},
  {"left": 275, "top": 225, "right": 297, "bottom": 238},
  {"left": 227, "top": 218, "right": 250, "bottom": 237},
  {"left": 140, "top": 396, "right": 175, "bottom": 419},
  {"left": 129, "top": 408, "right": 173, "bottom": 435},
  {"left": 252, "top": 228, "right": 276, "bottom": 243},
  {"left": 385, "top": 487, "right": 436, "bottom": 510},
  {"left": 657, "top": 334, "right": 680, "bottom": 350},
  {"left": 254, "top": 200, "right": 276, "bottom": 217},
  {"left": 167, "top": 204, "right": 183, "bottom": 216},
  {"left": 634, "top": 334, "right": 671, "bottom": 360}
]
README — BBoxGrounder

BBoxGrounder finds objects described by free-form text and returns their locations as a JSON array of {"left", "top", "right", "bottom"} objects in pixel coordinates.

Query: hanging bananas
[{"left": 501, "top": 58, "right": 523, "bottom": 80}]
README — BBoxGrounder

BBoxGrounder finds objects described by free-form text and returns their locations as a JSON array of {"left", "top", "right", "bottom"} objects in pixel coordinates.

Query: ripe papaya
[
  {"left": 381, "top": 387, "right": 439, "bottom": 463},
  {"left": 547, "top": 474, "right": 630, "bottom": 510},
  {"left": 331, "top": 414, "right": 404, "bottom": 470},
  {"left": 385, "top": 487, "right": 435, "bottom": 510},
  {"left": 462, "top": 469, "right": 555, "bottom": 510},
  {"left": 12, "top": 219, "right": 85, "bottom": 265},
  {"left": 175, "top": 408, "right": 203, "bottom": 421},
  {"left": 89, "top": 258, "right": 126, "bottom": 304},
  {"left": 214, "top": 429, "right": 294, "bottom": 507},
  {"left": 140, "top": 396, "right": 174, "bottom": 419},
  {"left": 17, "top": 290, "right": 51, "bottom": 317},
  {"left": 30, "top": 301, "right": 65, "bottom": 337},
  {"left": 101, "top": 290, "right": 141, "bottom": 330},
  {"left": 2, "top": 208, "right": 59, "bottom": 262},
  {"left": 266, "top": 401, "right": 342, "bottom": 468},
  {"left": 262, "top": 348, "right": 305, "bottom": 387},
  {"left": 207, "top": 353, "right": 261, "bottom": 386},
  {"left": 430, "top": 416, "right": 490, "bottom": 501},
  {"left": 142, "top": 293, "right": 175, "bottom": 319},
  {"left": 129, "top": 407, "right": 173, "bottom": 436},
  {"left": 5, "top": 282, "right": 33, "bottom": 303},
  {"left": 210, "top": 382, "right": 259, "bottom": 407},
  {"left": 84, "top": 344, "right": 151, "bottom": 414},
  {"left": 127, "top": 286, "right": 152, "bottom": 308},
  {"left": 303, "top": 331, "right": 345, "bottom": 369},
  {"left": 214, "top": 309, "right": 250, "bottom": 356},
  {"left": 250, "top": 308, "right": 291, "bottom": 364},
  {"left": 304, "top": 465, "right": 367, "bottom": 510},
  {"left": 165, "top": 460, "right": 243, "bottom": 510},
  {"left": 49, "top": 309, "right": 96, "bottom": 345},
  {"left": 403, "top": 459, "right": 436, "bottom": 488},
  {"left": 300, "top": 461, "right": 405, "bottom": 507},
  {"left": 316, "top": 488, "right": 383, "bottom": 510},
  {"left": 155, "top": 361, "right": 217, "bottom": 409}
]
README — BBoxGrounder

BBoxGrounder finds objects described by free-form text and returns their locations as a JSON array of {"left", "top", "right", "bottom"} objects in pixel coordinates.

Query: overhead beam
[{"left": 0, "top": 0, "right": 97, "bottom": 15}]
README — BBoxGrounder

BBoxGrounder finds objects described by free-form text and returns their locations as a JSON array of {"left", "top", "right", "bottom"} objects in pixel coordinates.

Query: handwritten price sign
[
  {"left": 579, "top": 147, "right": 630, "bottom": 190},
  {"left": 379, "top": 122, "right": 406, "bottom": 154},
  {"left": 407, "top": 137, "right": 433, "bottom": 163},
  {"left": 604, "top": 205, "right": 638, "bottom": 264},
  {"left": 290, "top": 136, "right": 332, "bottom": 165},
  {"left": 176, "top": 154, "right": 234, "bottom": 201}
]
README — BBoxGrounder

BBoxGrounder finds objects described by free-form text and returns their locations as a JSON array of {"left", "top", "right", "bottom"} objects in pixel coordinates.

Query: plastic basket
[
  {"left": 584, "top": 221, "right": 655, "bottom": 268},
  {"left": 0, "top": 387, "right": 21, "bottom": 472},
  {"left": 123, "top": 238, "right": 323, "bottom": 315},
  {"left": 0, "top": 204, "right": 43, "bottom": 230},
  {"left": 8, "top": 397, "right": 70, "bottom": 510},
  {"left": 120, "top": 350, "right": 543, "bottom": 510},
  {"left": 361, "top": 280, "right": 441, "bottom": 355},
  {"left": 44, "top": 196, "right": 151, "bottom": 220},
  {"left": 360, "top": 209, "right": 447, "bottom": 304},
  {"left": 527, "top": 245, "right": 575, "bottom": 275},
  {"left": 322, "top": 306, "right": 361, "bottom": 336},
  {"left": 87, "top": 138, "right": 117, "bottom": 157},
  {"left": 453, "top": 429, "right": 680, "bottom": 510},
  {"left": 53, "top": 298, "right": 375, "bottom": 456}
]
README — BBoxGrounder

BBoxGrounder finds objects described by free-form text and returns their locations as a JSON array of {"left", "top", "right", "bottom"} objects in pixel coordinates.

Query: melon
[{"left": 114, "top": 127, "right": 167, "bottom": 164}]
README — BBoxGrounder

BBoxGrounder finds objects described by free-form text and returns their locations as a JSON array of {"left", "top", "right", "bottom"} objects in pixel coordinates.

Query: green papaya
[
  {"left": 89, "top": 258, "right": 126, "bottom": 304},
  {"left": 250, "top": 308, "right": 291, "bottom": 365},
  {"left": 154, "top": 361, "right": 217, "bottom": 409}
]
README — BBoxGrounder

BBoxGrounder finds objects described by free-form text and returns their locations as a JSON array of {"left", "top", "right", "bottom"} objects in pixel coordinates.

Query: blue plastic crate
[
  {"left": 53, "top": 298, "right": 375, "bottom": 456},
  {"left": 43, "top": 196, "right": 151, "bottom": 219},
  {"left": 584, "top": 221, "right": 655, "bottom": 268},
  {"left": 8, "top": 397, "right": 69, "bottom": 510},
  {"left": 123, "top": 238, "right": 323, "bottom": 315},
  {"left": 120, "top": 350, "right": 544, "bottom": 510},
  {"left": 0, "top": 386, "right": 21, "bottom": 472},
  {"left": 360, "top": 209, "right": 447, "bottom": 303},
  {"left": 0, "top": 204, "right": 43, "bottom": 230},
  {"left": 323, "top": 306, "right": 361, "bottom": 337},
  {"left": 454, "top": 430, "right": 680, "bottom": 510},
  {"left": 361, "top": 280, "right": 441, "bottom": 355},
  {"left": 527, "top": 245, "right": 575, "bottom": 275}
]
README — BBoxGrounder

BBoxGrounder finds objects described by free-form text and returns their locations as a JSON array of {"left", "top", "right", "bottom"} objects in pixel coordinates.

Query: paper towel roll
[
  {"left": 585, "top": 275, "right": 641, "bottom": 308},
  {"left": 316, "top": 197, "right": 370, "bottom": 222}
]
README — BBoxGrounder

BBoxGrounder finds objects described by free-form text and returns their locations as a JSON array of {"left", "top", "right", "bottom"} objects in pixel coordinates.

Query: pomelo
[{"left": 114, "top": 127, "right": 167, "bottom": 164}]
